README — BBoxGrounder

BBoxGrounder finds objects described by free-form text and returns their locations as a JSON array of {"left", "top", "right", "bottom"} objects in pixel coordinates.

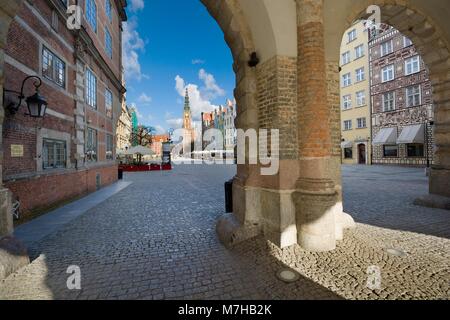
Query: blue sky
[{"left": 123, "top": 0, "right": 235, "bottom": 134}]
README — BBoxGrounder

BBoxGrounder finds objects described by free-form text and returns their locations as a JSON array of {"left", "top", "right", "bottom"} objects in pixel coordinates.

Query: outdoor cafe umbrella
[{"left": 125, "top": 145, "right": 155, "bottom": 156}]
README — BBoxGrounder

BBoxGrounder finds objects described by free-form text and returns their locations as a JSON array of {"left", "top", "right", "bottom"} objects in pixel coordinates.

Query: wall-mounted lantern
[{"left": 3, "top": 75, "right": 48, "bottom": 118}]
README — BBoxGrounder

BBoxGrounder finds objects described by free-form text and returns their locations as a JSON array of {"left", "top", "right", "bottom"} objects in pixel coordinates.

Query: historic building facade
[
  {"left": 1, "top": 1, "right": 450, "bottom": 273},
  {"left": 370, "top": 26, "right": 435, "bottom": 166},
  {"left": 116, "top": 102, "right": 132, "bottom": 151},
  {"left": 223, "top": 99, "right": 237, "bottom": 152},
  {"left": 150, "top": 134, "right": 170, "bottom": 158},
  {"left": 340, "top": 20, "right": 372, "bottom": 165},
  {"left": 1, "top": 0, "right": 126, "bottom": 218}
]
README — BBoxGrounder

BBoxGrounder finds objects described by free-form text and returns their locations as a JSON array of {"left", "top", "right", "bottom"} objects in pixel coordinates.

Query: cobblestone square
[{"left": 0, "top": 164, "right": 448, "bottom": 300}]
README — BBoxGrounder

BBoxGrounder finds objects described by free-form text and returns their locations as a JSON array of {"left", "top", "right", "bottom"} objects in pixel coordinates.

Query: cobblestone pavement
[{"left": 0, "top": 165, "right": 449, "bottom": 300}]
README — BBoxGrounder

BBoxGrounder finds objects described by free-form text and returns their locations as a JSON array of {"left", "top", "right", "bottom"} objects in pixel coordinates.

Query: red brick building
[
  {"left": 370, "top": 25, "right": 435, "bottom": 166},
  {"left": 150, "top": 134, "right": 170, "bottom": 157},
  {"left": 2, "top": 0, "right": 126, "bottom": 218}
]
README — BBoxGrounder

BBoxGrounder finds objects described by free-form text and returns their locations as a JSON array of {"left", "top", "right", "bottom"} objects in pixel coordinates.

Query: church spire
[{"left": 184, "top": 88, "right": 190, "bottom": 111}]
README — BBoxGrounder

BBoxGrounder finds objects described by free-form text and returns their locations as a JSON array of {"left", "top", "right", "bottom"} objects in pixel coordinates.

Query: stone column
[
  {"left": 294, "top": 0, "right": 353, "bottom": 251},
  {"left": 429, "top": 78, "right": 450, "bottom": 198}
]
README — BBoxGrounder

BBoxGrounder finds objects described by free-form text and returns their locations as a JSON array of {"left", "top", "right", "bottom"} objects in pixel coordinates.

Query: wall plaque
[{"left": 11, "top": 145, "right": 24, "bottom": 157}]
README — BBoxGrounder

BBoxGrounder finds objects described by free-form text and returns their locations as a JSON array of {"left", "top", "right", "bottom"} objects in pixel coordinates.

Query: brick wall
[{"left": 5, "top": 165, "right": 117, "bottom": 218}]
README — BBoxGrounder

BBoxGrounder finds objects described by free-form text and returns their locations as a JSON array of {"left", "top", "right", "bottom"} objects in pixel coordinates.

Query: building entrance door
[{"left": 358, "top": 144, "right": 366, "bottom": 164}]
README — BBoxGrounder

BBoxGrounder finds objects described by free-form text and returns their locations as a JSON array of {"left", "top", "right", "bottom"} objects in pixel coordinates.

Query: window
[
  {"left": 42, "top": 47, "right": 65, "bottom": 88},
  {"left": 357, "top": 117, "right": 367, "bottom": 129},
  {"left": 86, "top": 69, "right": 97, "bottom": 108},
  {"left": 405, "top": 56, "right": 420, "bottom": 75},
  {"left": 406, "top": 85, "right": 421, "bottom": 107},
  {"left": 404, "top": 36, "right": 413, "bottom": 47},
  {"left": 105, "top": 28, "right": 112, "bottom": 58},
  {"left": 105, "top": 89, "right": 113, "bottom": 118},
  {"left": 383, "top": 91, "right": 395, "bottom": 111},
  {"left": 407, "top": 144, "right": 424, "bottom": 157},
  {"left": 342, "top": 95, "right": 352, "bottom": 110},
  {"left": 342, "top": 51, "right": 351, "bottom": 65},
  {"left": 356, "top": 90, "right": 366, "bottom": 107},
  {"left": 355, "top": 44, "right": 364, "bottom": 59},
  {"left": 86, "top": 128, "right": 98, "bottom": 162},
  {"left": 60, "top": 0, "right": 68, "bottom": 7},
  {"left": 344, "top": 148, "right": 353, "bottom": 159},
  {"left": 347, "top": 29, "right": 357, "bottom": 43},
  {"left": 86, "top": 0, "right": 97, "bottom": 32},
  {"left": 106, "top": 134, "right": 114, "bottom": 160},
  {"left": 383, "top": 145, "right": 398, "bottom": 157},
  {"left": 356, "top": 67, "right": 365, "bottom": 82},
  {"left": 105, "top": 0, "right": 112, "bottom": 22},
  {"left": 344, "top": 120, "right": 352, "bottom": 131},
  {"left": 43, "top": 139, "right": 66, "bottom": 169},
  {"left": 381, "top": 40, "right": 393, "bottom": 56},
  {"left": 382, "top": 65, "right": 395, "bottom": 82},
  {"left": 342, "top": 73, "right": 352, "bottom": 87}
]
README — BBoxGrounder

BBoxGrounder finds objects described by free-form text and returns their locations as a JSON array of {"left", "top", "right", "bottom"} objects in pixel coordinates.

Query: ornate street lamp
[{"left": 3, "top": 75, "right": 48, "bottom": 118}]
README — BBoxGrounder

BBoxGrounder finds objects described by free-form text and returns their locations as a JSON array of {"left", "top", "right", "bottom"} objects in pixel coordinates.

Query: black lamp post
[
  {"left": 426, "top": 120, "right": 435, "bottom": 168},
  {"left": 3, "top": 75, "right": 48, "bottom": 118}
]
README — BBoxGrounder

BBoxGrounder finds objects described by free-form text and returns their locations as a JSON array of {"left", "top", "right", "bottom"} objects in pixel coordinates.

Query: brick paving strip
[{"left": 0, "top": 165, "right": 449, "bottom": 300}]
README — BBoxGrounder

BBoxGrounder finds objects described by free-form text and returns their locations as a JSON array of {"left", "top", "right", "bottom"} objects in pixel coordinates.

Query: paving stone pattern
[{"left": 0, "top": 165, "right": 448, "bottom": 300}]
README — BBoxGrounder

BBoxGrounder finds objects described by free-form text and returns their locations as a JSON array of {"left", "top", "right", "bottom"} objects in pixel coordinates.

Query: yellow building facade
[{"left": 340, "top": 21, "right": 372, "bottom": 165}]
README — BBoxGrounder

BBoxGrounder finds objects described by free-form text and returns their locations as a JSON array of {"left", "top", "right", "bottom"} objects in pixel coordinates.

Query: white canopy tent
[{"left": 124, "top": 146, "right": 155, "bottom": 156}]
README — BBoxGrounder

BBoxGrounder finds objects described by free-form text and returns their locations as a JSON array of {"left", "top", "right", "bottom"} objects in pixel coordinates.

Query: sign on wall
[{"left": 11, "top": 145, "right": 24, "bottom": 157}]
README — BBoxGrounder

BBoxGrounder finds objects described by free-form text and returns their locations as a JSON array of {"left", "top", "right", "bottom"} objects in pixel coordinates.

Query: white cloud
[
  {"left": 166, "top": 118, "right": 184, "bottom": 129},
  {"left": 122, "top": 18, "right": 147, "bottom": 81},
  {"left": 138, "top": 93, "right": 152, "bottom": 105},
  {"left": 192, "top": 59, "right": 205, "bottom": 65},
  {"left": 198, "top": 69, "right": 226, "bottom": 100},
  {"left": 175, "top": 74, "right": 221, "bottom": 122},
  {"left": 129, "top": 0, "right": 145, "bottom": 12},
  {"left": 154, "top": 125, "right": 167, "bottom": 135}
]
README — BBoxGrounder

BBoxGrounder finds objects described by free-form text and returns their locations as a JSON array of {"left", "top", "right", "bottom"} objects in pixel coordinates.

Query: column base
[
  {"left": 216, "top": 213, "right": 261, "bottom": 248},
  {"left": 0, "top": 187, "right": 13, "bottom": 238},
  {"left": 0, "top": 236, "right": 30, "bottom": 280},
  {"left": 414, "top": 194, "right": 450, "bottom": 210}
]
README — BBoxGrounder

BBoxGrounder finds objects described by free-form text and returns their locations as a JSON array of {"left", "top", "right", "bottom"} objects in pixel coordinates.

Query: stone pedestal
[{"left": 0, "top": 187, "right": 12, "bottom": 239}]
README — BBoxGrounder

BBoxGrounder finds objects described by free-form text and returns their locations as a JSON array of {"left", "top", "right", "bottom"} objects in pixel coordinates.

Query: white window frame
[
  {"left": 344, "top": 120, "right": 352, "bottom": 131},
  {"left": 405, "top": 56, "right": 420, "bottom": 76},
  {"left": 356, "top": 67, "right": 365, "bottom": 82},
  {"left": 342, "top": 73, "right": 352, "bottom": 87},
  {"left": 86, "top": 68, "right": 97, "bottom": 109},
  {"left": 357, "top": 117, "right": 367, "bottom": 129},
  {"left": 342, "top": 51, "right": 351, "bottom": 65},
  {"left": 42, "top": 138, "right": 67, "bottom": 170},
  {"left": 42, "top": 46, "right": 66, "bottom": 88},
  {"left": 406, "top": 85, "right": 421, "bottom": 107},
  {"left": 355, "top": 44, "right": 365, "bottom": 59},
  {"left": 356, "top": 90, "right": 366, "bottom": 107},
  {"left": 382, "top": 64, "right": 395, "bottom": 83},
  {"left": 348, "top": 29, "right": 357, "bottom": 43},
  {"left": 382, "top": 91, "right": 396, "bottom": 112},
  {"left": 381, "top": 40, "right": 393, "bottom": 56},
  {"left": 342, "top": 95, "right": 352, "bottom": 110}
]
